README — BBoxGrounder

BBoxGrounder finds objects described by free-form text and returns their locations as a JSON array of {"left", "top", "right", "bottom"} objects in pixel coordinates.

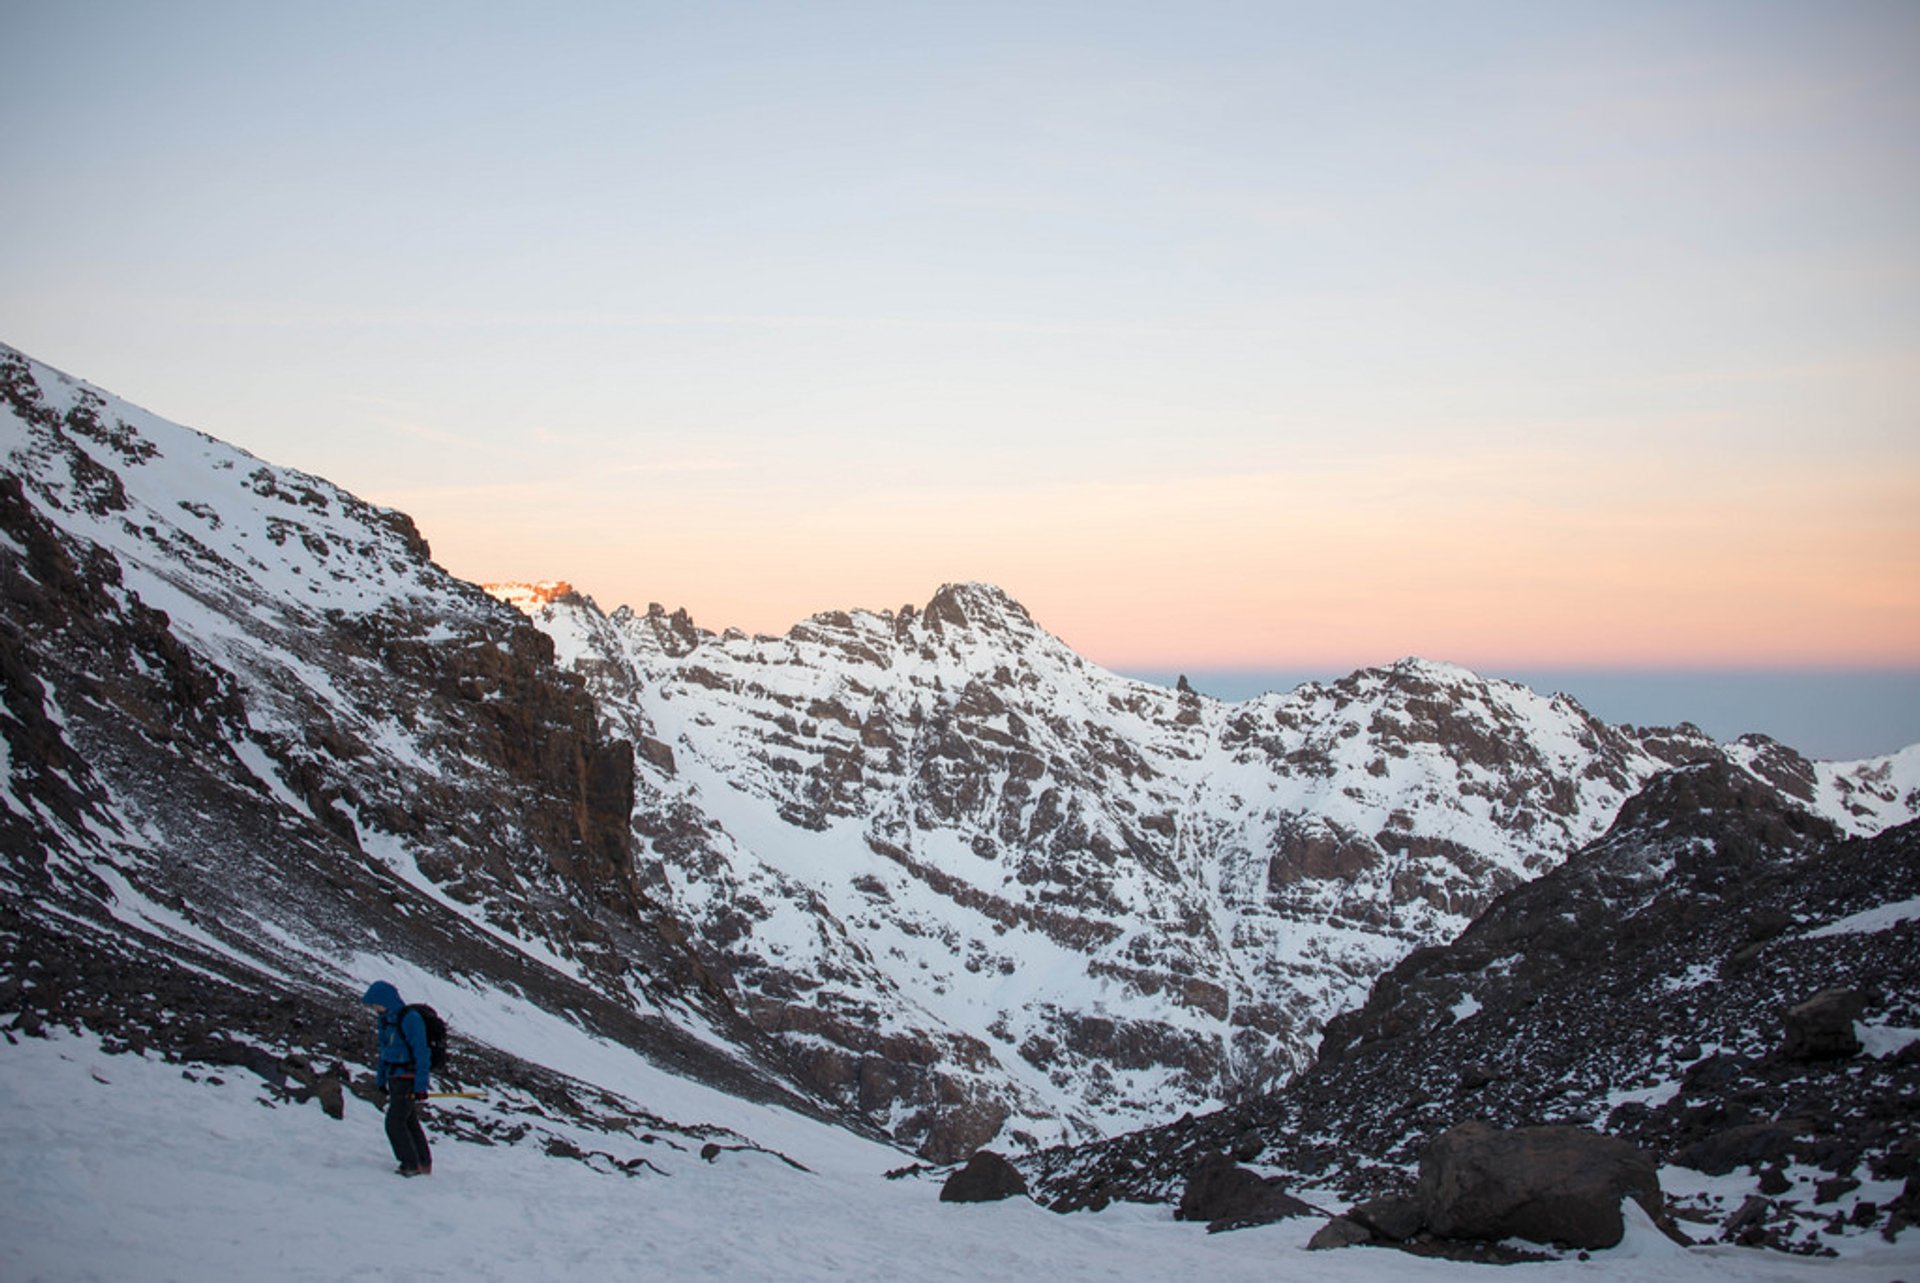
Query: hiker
[{"left": 361, "top": 980, "right": 433, "bottom": 1176}]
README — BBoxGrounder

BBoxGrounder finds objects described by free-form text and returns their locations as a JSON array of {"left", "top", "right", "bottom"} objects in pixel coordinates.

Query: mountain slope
[
  {"left": 0, "top": 342, "right": 851, "bottom": 1142},
  {"left": 1022, "top": 760, "right": 1920, "bottom": 1255},
  {"left": 496, "top": 584, "right": 1919, "bottom": 1158}
]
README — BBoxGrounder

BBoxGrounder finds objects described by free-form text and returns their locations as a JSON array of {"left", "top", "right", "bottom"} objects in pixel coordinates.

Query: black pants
[{"left": 385, "top": 1077, "right": 432, "bottom": 1172}]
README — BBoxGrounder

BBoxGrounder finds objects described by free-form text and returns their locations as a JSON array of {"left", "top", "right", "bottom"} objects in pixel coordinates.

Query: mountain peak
[
  {"left": 921, "top": 581, "right": 1034, "bottom": 631},
  {"left": 483, "top": 580, "right": 581, "bottom": 610}
]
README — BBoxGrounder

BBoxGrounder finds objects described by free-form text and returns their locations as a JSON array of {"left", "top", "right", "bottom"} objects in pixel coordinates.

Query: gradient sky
[{"left": 4, "top": 2, "right": 1917, "bottom": 687}]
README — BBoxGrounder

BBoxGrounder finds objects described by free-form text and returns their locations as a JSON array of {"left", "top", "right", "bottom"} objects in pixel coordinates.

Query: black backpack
[{"left": 400, "top": 1003, "right": 449, "bottom": 1073}]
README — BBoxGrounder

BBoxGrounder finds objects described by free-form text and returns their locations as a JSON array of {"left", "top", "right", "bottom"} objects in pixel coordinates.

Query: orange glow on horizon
[{"left": 390, "top": 445, "right": 1920, "bottom": 673}]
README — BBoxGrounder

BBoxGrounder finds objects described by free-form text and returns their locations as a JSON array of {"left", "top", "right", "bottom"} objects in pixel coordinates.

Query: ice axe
[{"left": 423, "top": 1091, "right": 485, "bottom": 1099}]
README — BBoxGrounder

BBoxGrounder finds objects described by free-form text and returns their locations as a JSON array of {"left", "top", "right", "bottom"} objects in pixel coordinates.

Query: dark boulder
[
  {"left": 1349, "top": 1194, "right": 1424, "bottom": 1242},
  {"left": 940, "top": 1149, "right": 1028, "bottom": 1203},
  {"left": 1672, "top": 1121, "right": 1800, "bottom": 1176},
  {"left": 1456, "top": 1062, "right": 1499, "bottom": 1092},
  {"left": 1175, "top": 1151, "right": 1315, "bottom": 1231},
  {"left": 311, "top": 1075, "right": 345, "bottom": 1120},
  {"left": 1781, "top": 989, "right": 1864, "bottom": 1061},
  {"left": 1416, "top": 1121, "right": 1661, "bottom": 1250},
  {"left": 1681, "top": 1052, "right": 1753, "bottom": 1093}
]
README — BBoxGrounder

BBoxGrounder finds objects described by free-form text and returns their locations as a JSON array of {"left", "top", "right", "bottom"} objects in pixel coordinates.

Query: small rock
[
  {"left": 1175, "top": 1151, "right": 1313, "bottom": 1230},
  {"left": 1816, "top": 1176, "right": 1861, "bottom": 1205},
  {"left": 1723, "top": 1195, "right": 1774, "bottom": 1245},
  {"left": 1457, "top": 1063, "right": 1498, "bottom": 1092},
  {"left": 1781, "top": 989, "right": 1865, "bottom": 1062},
  {"left": 1672, "top": 1122, "right": 1797, "bottom": 1177},
  {"left": 1307, "top": 1217, "right": 1374, "bottom": 1251},
  {"left": 1349, "top": 1194, "right": 1424, "bottom": 1242}
]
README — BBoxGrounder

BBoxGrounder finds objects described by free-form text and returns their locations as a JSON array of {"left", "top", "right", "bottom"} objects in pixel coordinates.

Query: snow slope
[{"left": 5, "top": 1029, "right": 1912, "bottom": 1282}]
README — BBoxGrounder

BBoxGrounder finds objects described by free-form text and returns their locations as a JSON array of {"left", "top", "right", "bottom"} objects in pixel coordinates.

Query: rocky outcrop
[{"left": 1303, "top": 1123, "right": 1664, "bottom": 1256}]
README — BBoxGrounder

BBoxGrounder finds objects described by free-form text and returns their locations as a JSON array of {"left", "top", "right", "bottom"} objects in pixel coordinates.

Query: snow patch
[
  {"left": 1859, "top": 1021, "right": 1920, "bottom": 1059},
  {"left": 1804, "top": 895, "right": 1920, "bottom": 939}
]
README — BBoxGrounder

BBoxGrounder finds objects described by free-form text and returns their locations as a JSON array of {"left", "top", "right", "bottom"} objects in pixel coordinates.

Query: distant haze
[{"left": 1130, "top": 667, "right": 1920, "bottom": 763}]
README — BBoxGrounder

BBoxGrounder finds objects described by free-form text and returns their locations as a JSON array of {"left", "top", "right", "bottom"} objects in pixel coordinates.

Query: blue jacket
[{"left": 362, "top": 980, "right": 432, "bottom": 1093}]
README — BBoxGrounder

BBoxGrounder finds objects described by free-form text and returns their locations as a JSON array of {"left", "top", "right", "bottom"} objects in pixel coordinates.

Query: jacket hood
[{"left": 362, "top": 980, "right": 403, "bottom": 1013}]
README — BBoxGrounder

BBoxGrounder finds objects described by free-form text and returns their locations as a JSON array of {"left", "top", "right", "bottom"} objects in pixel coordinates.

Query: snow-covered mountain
[
  {"left": 6, "top": 333, "right": 1916, "bottom": 1173},
  {"left": 6, "top": 340, "right": 1919, "bottom": 1275},
  {"left": 493, "top": 583, "right": 1920, "bottom": 1158}
]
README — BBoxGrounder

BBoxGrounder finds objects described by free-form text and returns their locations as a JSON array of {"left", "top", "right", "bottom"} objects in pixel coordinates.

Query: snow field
[{"left": 5, "top": 1031, "right": 1916, "bottom": 1282}]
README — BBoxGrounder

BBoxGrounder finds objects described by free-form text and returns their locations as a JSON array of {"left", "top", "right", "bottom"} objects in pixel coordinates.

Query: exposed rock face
[
  {"left": 1020, "top": 761, "right": 1920, "bottom": 1255},
  {"left": 939, "top": 1150, "right": 1029, "bottom": 1203},
  {"left": 1415, "top": 1121, "right": 1660, "bottom": 1250},
  {"left": 497, "top": 578, "right": 1920, "bottom": 1157}
]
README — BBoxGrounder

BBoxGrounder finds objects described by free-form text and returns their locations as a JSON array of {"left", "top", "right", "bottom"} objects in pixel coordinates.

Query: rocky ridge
[
  {"left": 495, "top": 583, "right": 1920, "bottom": 1158},
  {"left": 1019, "top": 759, "right": 1920, "bottom": 1255}
]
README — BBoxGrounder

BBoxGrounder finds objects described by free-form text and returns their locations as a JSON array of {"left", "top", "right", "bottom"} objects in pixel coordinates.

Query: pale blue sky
[{"left": 4, "top": 1, "right": 1917, "bottom": 752}]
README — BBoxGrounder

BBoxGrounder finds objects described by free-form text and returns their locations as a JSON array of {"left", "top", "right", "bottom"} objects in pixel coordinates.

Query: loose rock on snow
[
  {"left": 1174, "top": 1151, "right": 1316, "bottom": 1232},
  {"left": 1415, "top": 1121, "right": 1663, "bottom": 1251},
  {"left": 939, "top": 1150, "right": 1029, "bottom": 1203}
]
